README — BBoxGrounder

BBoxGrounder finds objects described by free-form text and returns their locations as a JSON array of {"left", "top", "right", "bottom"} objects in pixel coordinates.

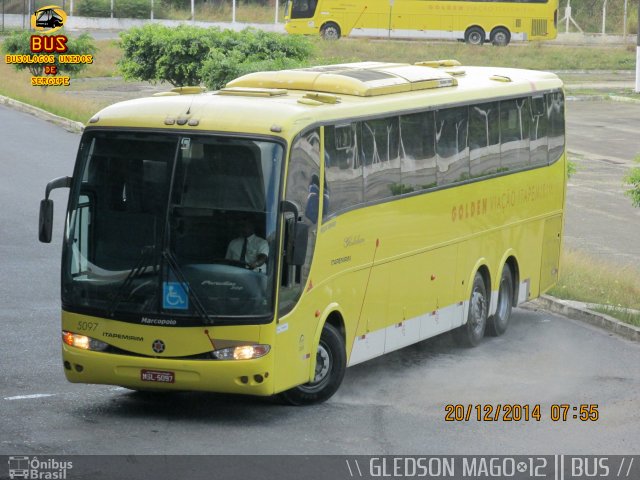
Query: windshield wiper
[
  {"left": 107, "top": 245, "right": 158, "bottom": 317},
  {"left": 162, "top": 249, "right": 212, "bottom": 325}
]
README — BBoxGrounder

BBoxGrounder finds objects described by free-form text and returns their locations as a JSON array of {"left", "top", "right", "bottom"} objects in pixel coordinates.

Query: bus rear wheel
[
  {"left": 490, "top": 27, "right": 511, "bottom": 46},
  {"left": 280, "top": 322, "right": 346, "bottom": 405},
  {"left": 464, "top": 26, "right": 485, "bottom": 45},
  {"left": 454, "top": 272, "right": 488, "bottom": 347},
  {"left": 486, "top": 267, "right": 513, "bottom": 336},
  {"left": 321, "top": 22, "right": 341, "bottom": 40}
]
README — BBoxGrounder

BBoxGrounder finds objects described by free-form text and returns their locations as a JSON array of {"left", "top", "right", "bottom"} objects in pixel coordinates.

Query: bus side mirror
[
  {"left": 39, "top": 199, "right": 54, "bottom": 243},
  {"left": 281, "top": 200, "right": 308, "bottom": 266},
  {"left": 289, "top": 222, "right": 309, "bottom": 266},
  {"left": 39, "top": 176, "right": 72, "bottom": 243}
]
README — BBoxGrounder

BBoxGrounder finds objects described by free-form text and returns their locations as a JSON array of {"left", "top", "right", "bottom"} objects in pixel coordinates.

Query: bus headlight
[
  {"left": 62, "top": 331, "right": 109, "bottom": 352},
  {"left": 212, "top": 344, "right": 270, "bottom": 360}
]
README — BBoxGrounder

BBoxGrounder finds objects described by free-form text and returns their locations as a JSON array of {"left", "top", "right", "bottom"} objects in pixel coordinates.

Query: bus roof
[{"left": 89, "top": 61, "right": 563, "bottom": 138}]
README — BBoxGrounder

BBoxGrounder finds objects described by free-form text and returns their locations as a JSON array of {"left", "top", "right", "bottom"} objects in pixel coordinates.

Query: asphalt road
[
  {"left": 564, "top": 100, "right": 640, "bottom": 266},
  {"left": 0, "top": 102, "right": 639, "bottom": 457}
]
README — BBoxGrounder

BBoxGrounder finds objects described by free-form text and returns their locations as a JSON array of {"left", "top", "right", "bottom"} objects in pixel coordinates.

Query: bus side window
[
  {"left": 547, "top": 91, "right": 565, "bottom": 164},
  {"left": 323, "top": 124, "right": 363, "bottom": 219},
  {"left": 469, "top": 102, "right": 500, "bottom": 177},
  {"left": 361, "top": 117, "right": 400, "bottom": 202},
  {"left": 530, "top": 96, "right": 549, "bottom": 167},
  {"left": 436, "top": 106, "right": 470, "bottom": 185},
  {"left": 500, "top": 97, "right": 531, "bottom": 171},
  {"left": 279, "top": 128, "right": 320, "bottom": 315},
  {"left": 399, "top": 112, "right": 437, "bottom": 193}
]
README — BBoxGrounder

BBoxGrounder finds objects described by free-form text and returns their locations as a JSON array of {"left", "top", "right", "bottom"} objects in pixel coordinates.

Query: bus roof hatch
[{"left": 226, "top": 62, "right": 458, "bottom": 97}]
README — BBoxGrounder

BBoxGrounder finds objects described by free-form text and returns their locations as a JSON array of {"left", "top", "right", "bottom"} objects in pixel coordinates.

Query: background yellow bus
[
  {"left": 39, "top": 60, "right": 565, "bottom": 405},
  {"left": 285, "top": 0, "right": 559, "bottom": 45}
]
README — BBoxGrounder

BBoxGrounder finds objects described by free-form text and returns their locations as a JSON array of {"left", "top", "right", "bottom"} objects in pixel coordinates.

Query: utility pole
[{"left": 636, "top": 0, "right": 640, "bottom": 92}]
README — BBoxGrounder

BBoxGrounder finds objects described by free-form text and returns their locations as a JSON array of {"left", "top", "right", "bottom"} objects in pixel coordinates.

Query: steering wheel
[{"left": 211, "top": 258, "right": 250, "bottom": 269}]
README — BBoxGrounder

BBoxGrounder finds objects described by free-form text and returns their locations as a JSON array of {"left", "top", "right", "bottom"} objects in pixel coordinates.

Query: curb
[
  {"left": 0, "top": 95, "right": 85, "bottom": 134},
  {"left": 524, "top": 295, "right": 640, "bottom": 343}
]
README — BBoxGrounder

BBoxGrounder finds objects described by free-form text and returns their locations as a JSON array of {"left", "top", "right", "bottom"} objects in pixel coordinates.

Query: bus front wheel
[
  {"left": 464, "top": 26, "right": 485, "bottom": 45},
  {"left": 321, "top": 22, "right": 341, "bottom": 40},
  {"left": 454, "top": 272, "right": 488, "bottom": 347},
  {"left": 486, "top": 267, "right": 513, "bottom": 336},
  {"left": 490, "top": 27, "right": 511, "bottom": 46},
  {"left": 280, "top": 323, "right": 346, "bottom": 405}
]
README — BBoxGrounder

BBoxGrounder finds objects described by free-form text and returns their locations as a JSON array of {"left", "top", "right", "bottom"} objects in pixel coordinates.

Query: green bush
[
  {"left": 118, "top": 24, "right": 313, "bottom": 87},
  {"left": 200, "top": 50, "right": 307, "bottom": 90}
]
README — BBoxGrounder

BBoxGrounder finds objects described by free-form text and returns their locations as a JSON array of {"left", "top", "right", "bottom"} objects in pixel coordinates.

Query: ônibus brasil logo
[{"left": 8, "top": 456, "right": 73, "bottom": 479}]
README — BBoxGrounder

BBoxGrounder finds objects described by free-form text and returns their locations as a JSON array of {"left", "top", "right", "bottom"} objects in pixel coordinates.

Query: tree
[
  {"left": 2, "top": 31, "right": 96, "bottom": 79},
  {"left": 117, "top": 24, "right": 313, "bottom": 88}
]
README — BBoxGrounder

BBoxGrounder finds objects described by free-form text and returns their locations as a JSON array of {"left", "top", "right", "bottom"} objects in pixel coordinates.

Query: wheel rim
[
  {"left": 323, "top": 26, "right": 339, "bottom": 40},
  {"left": 470, "top": 286, "right": 487, "bottom": 336},
  {"left": 469, "top": 31, "right": 482, "bottom": 44},
  {"left": 298, "top": 341, "right": 332, "bottom": 393},
  {"left": 493, "top": 31, "right": 508, "bottom": 45},
  {"left": 496, "top": 278, "right": 512, "bottom": 322}
]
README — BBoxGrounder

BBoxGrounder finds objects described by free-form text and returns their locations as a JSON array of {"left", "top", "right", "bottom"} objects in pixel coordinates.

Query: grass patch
[
  {"left": 75, "top": 39, "right": 123, "bottom": 78},
  {"left": 0, "top": 61, "right": 108, "bottom": 123},
  {"left": 548, "top": 249, "right": 640, "bottom": 326},
  {"left": 309, "top": 39, "right": 635, "bottom": 71},
  {"left": 592, "top": 306, "right": 640, "bottom": 327}
]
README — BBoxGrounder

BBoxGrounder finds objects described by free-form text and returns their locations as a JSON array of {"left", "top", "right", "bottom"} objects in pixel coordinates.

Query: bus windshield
[
  {"left": 62, "top": 131, "right": 284, "bottom": 324},
  {"left": 290, "top": 0, "right": 318, "bottom": 19}
]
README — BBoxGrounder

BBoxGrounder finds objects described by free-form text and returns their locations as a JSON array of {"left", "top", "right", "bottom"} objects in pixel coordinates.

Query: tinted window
[
  {"left": 436, "top": 107, "right": 469, "bottom": 185},
  {"left": 324, "top": 124, "right": 363, "bottom": 218},
  {"left": 279, "top": 129, "right": 320, "bottom": 315},
  {"left": 469, "top": 101, "right": 500, "bottom": 177},
  {"left": 399, "top": 112, "right": 437, "bottom": 194},
  {"left": 361, "top": 117, "right": 400, "bottom": 202},
  {"left": 500, "top": 98, "right": 530, "bottom": 170},
  {"left": 290, "top": 0, "right": 318, "bottom": 19},
  {"left": 530, "top": 96, "right": 548, "bottom": 166},
  {"left": 547, "top": 91, "right": 565, "bottom": 164}
]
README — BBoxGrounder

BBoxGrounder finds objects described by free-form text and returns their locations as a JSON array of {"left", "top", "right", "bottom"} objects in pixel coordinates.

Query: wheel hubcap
[
  {"left": 470, "top": 289, "right": 486, "bottom": 334},
  {"left": 497, "top": 279, "right": 511, "bottom": 320},
  {"left": 325, "top": 28, "right": 338, "bottom": 39},
  {"left": 312, "top": 344, "right": 331, "bottom": 384}
]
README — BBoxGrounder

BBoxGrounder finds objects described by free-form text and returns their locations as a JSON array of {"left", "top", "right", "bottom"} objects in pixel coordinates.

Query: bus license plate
[{"left": 141, "top": 369, "right": 175, "bottom": 383}]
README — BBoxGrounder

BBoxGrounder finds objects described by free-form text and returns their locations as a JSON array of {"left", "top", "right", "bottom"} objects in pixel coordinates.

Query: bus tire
[
  {"left": 321, "top": 22, "right": 341, "bottom": 40},
  {"left": 464, "top": 26, "right": 485, "bottom": 45},
  {"left": 280, "top": 322, "right": 346, "bottom": 405},
  {"left": 454, "top": 272, "right": 488, "bottom": 347},
  {"left": 490, "top": 27, "right": 510, "bottom": 46},
  {"left": 486, "top": 266, "right": 513, "bottom": 337}
]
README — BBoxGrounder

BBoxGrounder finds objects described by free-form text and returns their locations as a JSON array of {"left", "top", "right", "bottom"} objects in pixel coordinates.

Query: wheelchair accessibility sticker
[{"left": 163, "top": 282, "right": 189, "bottom": 310}]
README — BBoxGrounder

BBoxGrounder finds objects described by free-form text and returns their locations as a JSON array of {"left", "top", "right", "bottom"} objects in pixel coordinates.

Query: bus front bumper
[{"left": 62, "top": 344, "right": 275, "bottom": 396}]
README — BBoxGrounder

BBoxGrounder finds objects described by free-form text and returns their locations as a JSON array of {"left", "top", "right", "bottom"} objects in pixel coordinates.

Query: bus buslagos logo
[
  {"left": 31, "top": 6, "right": 67, "bottom": 35},
  {"left": 30, "top": 6, "right": 68, "bottom": 56}
]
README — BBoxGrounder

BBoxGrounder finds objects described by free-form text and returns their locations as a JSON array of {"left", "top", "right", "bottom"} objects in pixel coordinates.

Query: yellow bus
[
  {"left": 285, "top": 0, "right": 559, "bottom": 45},
  {"left": 39, "top": 60, "right": 565, "bottom": 404}
]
